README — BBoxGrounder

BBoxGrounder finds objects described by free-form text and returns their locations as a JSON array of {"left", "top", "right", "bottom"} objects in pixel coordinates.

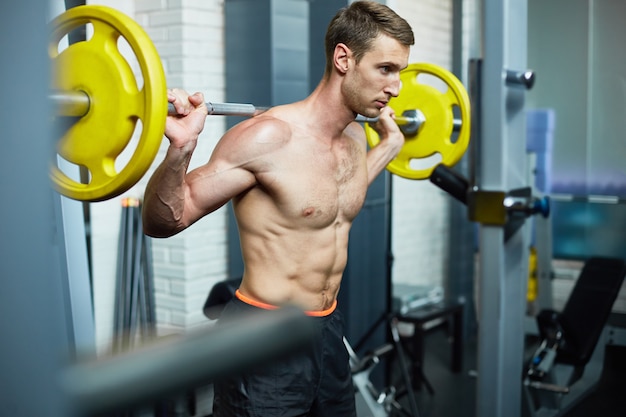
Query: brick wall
[
  {"left": 389, "top": 0, "right": 453, "bottom": 289},
  {"left": 134, "top": 0, "right": 228, "bottom": 334},
  {"left": 89, "top": 0, "right": 228, "bottom": 352}
]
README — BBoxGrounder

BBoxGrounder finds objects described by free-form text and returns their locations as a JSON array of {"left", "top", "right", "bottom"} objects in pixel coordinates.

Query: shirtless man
[{"left": 143, "top": 1, "right": 414, "bottom": 415}]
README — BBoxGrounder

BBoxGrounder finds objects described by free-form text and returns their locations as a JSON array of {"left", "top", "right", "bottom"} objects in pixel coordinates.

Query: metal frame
[
  {"left": 473, "top": 1, "right": 532, "bottom": 416},
  {"left": 523, "top": 327, "right": 610, "bottom": 417},
  {"left": 345, "top": 317, "right": 419, "bottom": 417},
  {"left": 4, "top": 2, "right": 547, "bottom": 416},
  {"left": 1, "top": 2, "right": 72, "bottom": 416},
  {"left": 55, "top": 164, "right": 96, "bottom": 356}
]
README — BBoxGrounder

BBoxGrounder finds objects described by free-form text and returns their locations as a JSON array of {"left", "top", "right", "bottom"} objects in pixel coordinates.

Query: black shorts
[{"left": 212, "top": 296, "right": 356, "bottom": 417}]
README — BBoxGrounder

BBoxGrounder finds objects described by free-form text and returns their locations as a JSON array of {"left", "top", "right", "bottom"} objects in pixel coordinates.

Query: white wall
[
  {"left": 81, "top": 0, "right": 229, "bottom": 353},
  {"left": 390, "top": 0, "right": 454, "bottom": 290}
]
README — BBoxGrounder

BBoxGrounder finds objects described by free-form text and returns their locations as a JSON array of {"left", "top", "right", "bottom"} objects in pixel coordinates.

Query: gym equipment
[
  {"left": 63, "top": 305, "right": 315, "bottom": 416},
  {"left": 202, "top": 277, "right": 243, "bottom": 320},
  {"left": 113, "top": 198, "right": 156, "bottom": 352},
  {"left": 345, "top": 330, "right": 418, "bottom": 417},
  {"left": 365, "top": 63, "right": 471, "bottom": 180},
  {"left": 523, "top": 257, "right": 626, "bottom": 416},
  {"left": 49, "top": 5, "right": 168, "bottom": 202},
  {"left": 348, "top": 313, "right": 422, "bottom": 417},
  {"left": 166, "top": 101, "right": 426, "bottom": 137},
  {"left": 468, "top": 0, "right": 538, "bottom": 415},
  {"left": 48, "top": 5, "right": 470, "bottom": 202}
]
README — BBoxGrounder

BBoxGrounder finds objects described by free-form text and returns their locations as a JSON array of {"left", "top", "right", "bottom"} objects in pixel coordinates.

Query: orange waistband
[{"left": 235, "top": 289, "right": 337, "bottom": 317}]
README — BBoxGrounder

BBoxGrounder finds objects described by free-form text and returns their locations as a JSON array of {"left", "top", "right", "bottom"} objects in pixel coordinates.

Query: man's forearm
[
  {"left": 366, "top": 140, "right": 402, "bottom": 185},
  {"left": 142, "top": 147, "right": 193, "bottom": 237}
]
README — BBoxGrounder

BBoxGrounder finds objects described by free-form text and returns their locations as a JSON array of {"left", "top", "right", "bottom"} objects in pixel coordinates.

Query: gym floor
[
  {"left": 395, "top": 324, "right": 478, "bottom": 417},
  {"left": 394, "top": 319, "right": 626, "bottom": 417}
]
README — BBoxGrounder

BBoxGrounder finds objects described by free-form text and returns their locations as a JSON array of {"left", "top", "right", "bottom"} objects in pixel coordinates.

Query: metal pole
[
  {"left": 62, "top": 307, "right": 315, "bottom": 416},
  {"left": 50, "top": 90, "right": 90, "bottom": 117},
  {"left": 475, "top": 0, "right": 530, "bottom": 416},
  {"left": 51, "top": 92, "right": 461, "bottom": 136},
  {"left": 0, "top": 1, "right": 74, "bottom": 416}
]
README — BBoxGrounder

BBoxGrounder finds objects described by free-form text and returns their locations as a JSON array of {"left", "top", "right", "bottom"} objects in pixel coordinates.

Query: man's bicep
[{"left": 184, "top": 162, "right": 257, "bottom": 220}]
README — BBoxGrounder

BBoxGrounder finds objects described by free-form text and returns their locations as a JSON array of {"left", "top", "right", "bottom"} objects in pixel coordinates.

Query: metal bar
[
  {"left": 53, "top": 92, "right": 464, "bottom": 136},
  {"left": 122, "top": 201, "right": 134, "bottom": 350},
  {"left": 430, "top": 164, "right": 470, "bottom": 205},
  {"left": 208, "top": 102, "right": 269, "bottom": 116},
  {"left": 468, "top": 58, "right": 482, "bottom": 187},
  {"left": 50, "top": 90, "right": 90, "bottom": 117},
  {"left": 2, "top": 3, "right": 76, "bottom": 415},
  {"left": 475, "top": 0, "right": 530, "bottom": 416},
  {"left": 389, "top": 318, "right": 420, "bottom": 417},
  {"left": 505, "top": 69, "right": 535, "bottom": 89},
  {"left": 129, "top": 205, "right": 142, "bottom": 345},
  {"left": 167, "top": 101, "right": 268, "bottom": 117},
  {"left": 355, "top": 114, "right": 413, "bottom": 124},
  {"left": 61, "top": 306, "right": 315, "bottom": 416},
  {"left": 166, "top": 101, "right": 464, "bottom": 135},
  {"left": 356, "top": 109, "right": 461, "bottom": 137},
  {"left": 113, "top": 202, "right": 127, "bottom": 352},
  {"left": 142, "top": 220, "right": 157, "bottom": 334}
]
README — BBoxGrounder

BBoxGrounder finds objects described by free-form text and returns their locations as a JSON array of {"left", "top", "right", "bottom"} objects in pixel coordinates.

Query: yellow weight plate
[
  {"left": 49, "top": 5, "right": 167, "bottom": 201},
  {"left": 365, "top": 63, "right": 471, "bottom": 180}
]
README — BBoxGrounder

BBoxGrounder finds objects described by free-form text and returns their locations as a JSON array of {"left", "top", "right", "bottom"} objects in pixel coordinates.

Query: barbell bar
[
  {"left": 168, "top": 102, "right": 453, "bottom": 137},
  {"left": 52, "top": 89, "right": 461, "bottom": 137},
  {"left": 49, "top": 5, "right": 471, "bottom": 202}
]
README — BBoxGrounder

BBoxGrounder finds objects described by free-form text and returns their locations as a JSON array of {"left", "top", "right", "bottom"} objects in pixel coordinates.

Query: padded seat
[
  {"left": 202, "top": 277, "right": 242, "bottom": 320},
  {"left": 536, "top": 257, "right": 626, "bottom": 368},
  {"left": 524, "top": 257, "right": 626, "bottom": 417}
]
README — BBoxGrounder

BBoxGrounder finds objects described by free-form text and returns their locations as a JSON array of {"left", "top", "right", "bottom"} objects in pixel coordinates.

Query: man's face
[{"left": 342, "top": 34, "right": 410, "bottom": 118}]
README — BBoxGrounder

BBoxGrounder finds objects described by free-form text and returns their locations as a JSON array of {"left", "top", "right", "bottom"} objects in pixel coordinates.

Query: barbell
[{"left": 49, "top": 5, "right": 471, "bottom": 202}]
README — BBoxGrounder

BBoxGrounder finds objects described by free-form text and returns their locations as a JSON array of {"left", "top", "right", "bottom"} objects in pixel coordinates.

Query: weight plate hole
[
  {"left": 56, "top": 23, "right": 93, "bottom": 54},
  {"left": 416, "top": 73, "right": 448, "bottom": 94},
  {"left": 115, "top": 118, "right": 143, "bottom": 173},
  {"left": 409, "top": 153, "right": 442, "bottom": 170},
  {"left": 450, "top": 105, "right": 462, "bottom": 144},
  {"left": 116, "top": 35, "right": 144, "bottom": 91}
]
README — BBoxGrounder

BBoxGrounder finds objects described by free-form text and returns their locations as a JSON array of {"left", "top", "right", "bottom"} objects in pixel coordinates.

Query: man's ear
[{"left": 333, "top": 43, "right": 351, "bottom": 74}]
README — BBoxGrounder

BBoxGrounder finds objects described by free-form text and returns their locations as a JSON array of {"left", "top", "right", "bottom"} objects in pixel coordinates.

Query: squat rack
[{"left": 0, "top": 1, "right": 539, "bottom": 416}]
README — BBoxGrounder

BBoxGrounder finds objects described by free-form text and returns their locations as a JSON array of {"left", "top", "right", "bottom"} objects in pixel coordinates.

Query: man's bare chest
[{"left": 258, "top": 142, "right": 368, "bottom": 226}]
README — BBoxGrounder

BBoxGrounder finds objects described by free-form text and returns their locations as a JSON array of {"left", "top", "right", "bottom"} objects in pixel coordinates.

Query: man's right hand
[{"left": 165, "top": 89, "right": 209, "bottom": 151}]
